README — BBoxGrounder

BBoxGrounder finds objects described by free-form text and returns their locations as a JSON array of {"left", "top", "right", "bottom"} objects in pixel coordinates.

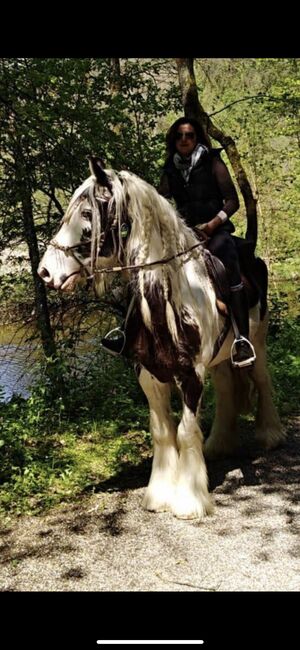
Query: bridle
[
  {"left": 48, "top": 187, "right": 206, "bottom": 281},
  {"left": 49, "top": 237, "right": 95, "bottom": 280},
  {"left": 49, "top": 211, "right": 129, "bottom": 282}
]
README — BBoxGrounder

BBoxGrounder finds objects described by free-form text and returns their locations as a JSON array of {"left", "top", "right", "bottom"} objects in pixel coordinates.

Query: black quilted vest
[{"left": 163, "top": 148, "right": 234, "bottom": 232}]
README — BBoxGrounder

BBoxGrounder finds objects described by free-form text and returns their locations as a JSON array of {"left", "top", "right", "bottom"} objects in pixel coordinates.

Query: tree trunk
[
  {"left": 110, "top": 58, "right": 122, "bottom": 93},
  {"left": 175, "top": 58, "right": 258, "bottom": 246},
  {"left": 20, "top": 186, "right": 57, "bottom": 359},
  {"left": 12, "top": 135, "right": 57, "bottom": 362},
  {"left": 18, "top": 176, "right": 66, "bottom": 397}
]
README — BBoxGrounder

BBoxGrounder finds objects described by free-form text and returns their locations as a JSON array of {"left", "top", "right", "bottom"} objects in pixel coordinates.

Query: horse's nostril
[{"left": 39, "top": 267, "right": 50, "bottom": 279}]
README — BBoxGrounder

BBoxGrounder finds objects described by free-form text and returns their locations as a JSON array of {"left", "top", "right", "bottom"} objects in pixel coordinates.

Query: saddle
[{"left": 199, "top": 234, "right": 268, "bottom": 320}]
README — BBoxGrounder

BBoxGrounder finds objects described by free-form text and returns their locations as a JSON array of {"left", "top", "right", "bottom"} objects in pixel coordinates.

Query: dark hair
[{"left": 165, "top": 116, "right": 211, "bottom": 157}]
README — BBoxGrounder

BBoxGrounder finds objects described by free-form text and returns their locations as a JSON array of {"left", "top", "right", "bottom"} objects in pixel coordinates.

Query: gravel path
[{"left": 0, "top": 418, "right": 299, "bottom": 593}]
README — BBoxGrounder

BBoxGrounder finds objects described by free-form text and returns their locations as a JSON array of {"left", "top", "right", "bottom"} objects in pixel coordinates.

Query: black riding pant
[{"left": 207, "top": 230, "right": 241, "bottom": 287}]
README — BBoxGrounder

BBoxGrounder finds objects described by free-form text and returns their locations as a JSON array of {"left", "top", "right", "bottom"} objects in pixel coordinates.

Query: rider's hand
[
  {"left": 201, "top": 221, "right": 215, "bottom": 237},
  {"left": 203, "top": 215, "right": 225, "bottom": 236}
]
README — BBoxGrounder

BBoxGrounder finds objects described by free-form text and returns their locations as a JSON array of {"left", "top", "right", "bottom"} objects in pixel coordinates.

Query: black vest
[{"left": 163, "top": 149, "right": 234, "bottom": 232}]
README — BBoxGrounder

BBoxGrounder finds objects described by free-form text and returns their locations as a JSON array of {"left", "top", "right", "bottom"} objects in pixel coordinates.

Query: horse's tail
[{"left": 245, "top": 199, "right": 258, "bottom": 250}]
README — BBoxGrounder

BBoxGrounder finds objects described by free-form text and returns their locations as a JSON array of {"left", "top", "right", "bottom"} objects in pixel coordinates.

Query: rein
[
  {"left": 93, "top": 241, "right": 204, "bottom": 274},
  {"left": 49, "top": 238, "right": 205, "bottom": 277}
]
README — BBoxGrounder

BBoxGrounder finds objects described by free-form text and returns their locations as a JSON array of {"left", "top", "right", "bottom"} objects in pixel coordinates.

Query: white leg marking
[
  {"left": 173, "top": 404, "right": 213, "bottom": 520},
  {"left": 138, "top": 369, "right": 178, "bottom": 512}
]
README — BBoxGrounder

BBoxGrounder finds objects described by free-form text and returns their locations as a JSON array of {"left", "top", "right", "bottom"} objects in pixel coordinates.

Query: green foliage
[
  {"left": 267, "top": 292, "right": 300, "bottom": 415},
  {"left": 0, "top": 57, "right": 174, "bottom": 251},
  {"left": 1, "top": 57, "right": 299, "bottom": 301},
  {"left": 0, "top": 348, "right": 151, "bottom": 515},
  {"left": 195, "top": 58, "right": 300, "bottom": 280},
  {"left": 0, "top": 271, "right": 34, "bottom": 320}
]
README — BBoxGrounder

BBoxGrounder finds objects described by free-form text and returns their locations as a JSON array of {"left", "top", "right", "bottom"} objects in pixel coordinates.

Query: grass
[{"left": 0, "top": 353, "right": 152, "bottom": 517}]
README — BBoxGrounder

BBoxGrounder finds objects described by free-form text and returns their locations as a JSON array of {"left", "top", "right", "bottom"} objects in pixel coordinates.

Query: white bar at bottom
[{"left": 97, "top": 642, "right": 204, "bottom": 645}]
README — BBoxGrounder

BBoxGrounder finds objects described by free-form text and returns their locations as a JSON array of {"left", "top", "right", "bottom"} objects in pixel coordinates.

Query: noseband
[
  {"left": 49, "top": 213, "right": 127, "bottom": 282},
  {"left": 49, "top": 237, "right": 94, "bottom": 280}
]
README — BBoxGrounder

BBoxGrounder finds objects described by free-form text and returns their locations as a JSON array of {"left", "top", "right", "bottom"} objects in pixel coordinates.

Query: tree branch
[{"left": 175, "top": 58, "right": 257, "bottom": 246}]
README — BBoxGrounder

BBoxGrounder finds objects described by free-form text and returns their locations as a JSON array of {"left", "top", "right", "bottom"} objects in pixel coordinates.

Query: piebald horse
[{"left": 38, "top": 157, "right": 284, "bottom": 519}]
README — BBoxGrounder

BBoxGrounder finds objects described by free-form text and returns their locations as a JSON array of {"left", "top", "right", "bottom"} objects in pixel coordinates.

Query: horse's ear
[{"left": 88, "top": 155, "right": 112, "bottom": 192}]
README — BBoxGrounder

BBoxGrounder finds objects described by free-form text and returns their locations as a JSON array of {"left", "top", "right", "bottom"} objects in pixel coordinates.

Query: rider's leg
[{"left": 208, "top": 230, "right": 255, "bottom": 368}]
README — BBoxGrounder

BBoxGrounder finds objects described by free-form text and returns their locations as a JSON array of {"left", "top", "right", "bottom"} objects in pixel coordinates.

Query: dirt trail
[{"left": 0, "top": 418, "right": 299, "bottom": 593}]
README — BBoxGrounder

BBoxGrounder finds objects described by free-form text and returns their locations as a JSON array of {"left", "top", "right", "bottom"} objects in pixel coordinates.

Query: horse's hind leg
[
  {"left": 138, "top": 367, "right": 178, "bottom": 512},
  {"left": 204, "top": 360, "right": 239, "bottom": 459},
  {"left": 173, "top": 367, "right": 213, "bottom": 519},
  {"left": 251, "top": 313, "right": 285, "bottom": 449}
]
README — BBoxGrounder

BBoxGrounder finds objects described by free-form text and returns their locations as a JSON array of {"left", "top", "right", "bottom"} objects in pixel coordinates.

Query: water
[
  {"left": 0, "top": 311, "right": 116, "bottom": 403},
  {"left": 0, "top": 325, "right": 38, "bottom": 402}
]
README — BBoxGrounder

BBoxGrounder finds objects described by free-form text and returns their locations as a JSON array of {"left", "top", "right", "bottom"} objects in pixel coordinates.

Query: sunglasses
[{"left": 176, "top": 131, "right": 196, "bottom": 140}]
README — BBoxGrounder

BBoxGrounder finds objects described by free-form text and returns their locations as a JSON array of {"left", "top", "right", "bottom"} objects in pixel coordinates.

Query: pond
[
  {"left": 0, "top": 310, "right": 117, "bottom": 403},
  {"left": 0, "top": 324, "right": 39, "bottom": 402}
]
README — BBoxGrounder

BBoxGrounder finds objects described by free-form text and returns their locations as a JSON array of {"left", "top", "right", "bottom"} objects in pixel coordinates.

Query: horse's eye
[
  {"left": 82, "top": 210, "right": 92, "bottom": 221},
  {"left": 120, "top": 223, "right": 130, "bottom": 238}
]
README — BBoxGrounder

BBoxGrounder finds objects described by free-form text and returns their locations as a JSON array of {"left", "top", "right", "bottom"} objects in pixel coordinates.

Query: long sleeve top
[{"left": 158, "top": 149, "right": 239, "bottom": 231}]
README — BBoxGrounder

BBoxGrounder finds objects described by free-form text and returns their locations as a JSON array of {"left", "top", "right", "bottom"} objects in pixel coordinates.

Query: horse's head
[{"left": 38, "top": 157, "right": 130, "bottom": 295}]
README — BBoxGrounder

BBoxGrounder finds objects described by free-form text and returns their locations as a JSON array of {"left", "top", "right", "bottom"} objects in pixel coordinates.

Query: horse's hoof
[{"left": 172, "top": 493, "right": 214, "bottom": 520}]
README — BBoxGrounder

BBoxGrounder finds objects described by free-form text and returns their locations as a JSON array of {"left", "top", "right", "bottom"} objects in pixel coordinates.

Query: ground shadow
[{"left": 84, "top": 422, "right": 299, "bottom": 506}]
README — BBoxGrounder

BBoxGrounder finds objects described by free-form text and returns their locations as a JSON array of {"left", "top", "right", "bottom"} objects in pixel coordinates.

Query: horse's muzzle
[
  {"left": 38, "top": 265, "right": 56, "bottom": 288},
  {"left": 38, "top": 265, "right": 82, "bottom": 291}
]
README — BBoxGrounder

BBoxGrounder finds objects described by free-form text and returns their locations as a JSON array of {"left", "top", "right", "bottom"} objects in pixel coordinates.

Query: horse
[{"left": 38, "top": 156, "right": 285, "bottom": 520}]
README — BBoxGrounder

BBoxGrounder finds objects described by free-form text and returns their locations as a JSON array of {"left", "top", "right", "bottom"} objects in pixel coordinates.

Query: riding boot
[
  {"left": 101, "top": 294, "right": 135, "bottom": 356},
  {"left": 101, "top": 322, "right": 126, "bottom": 356},
  {"left": 230, "top": 285, "right": 256, "bottom": 368}
]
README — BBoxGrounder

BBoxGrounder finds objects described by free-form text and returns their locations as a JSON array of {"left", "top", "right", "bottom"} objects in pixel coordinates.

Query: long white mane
[{"left": 68, "top": 169, "right": 221, "bottom": 361}]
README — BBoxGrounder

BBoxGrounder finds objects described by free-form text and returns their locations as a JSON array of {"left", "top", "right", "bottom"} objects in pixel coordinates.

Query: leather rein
[{"left": 49, "top": 237, "right": 205, "bottom": 278}]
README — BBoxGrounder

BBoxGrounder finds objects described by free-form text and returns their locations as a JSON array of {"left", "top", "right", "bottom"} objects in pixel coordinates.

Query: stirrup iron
[
  {"left": 230, "top": 335, "right": 256, "bottom": 368},
  {"left": 101, "top": 327, "right": 126, "bottom": 355}
]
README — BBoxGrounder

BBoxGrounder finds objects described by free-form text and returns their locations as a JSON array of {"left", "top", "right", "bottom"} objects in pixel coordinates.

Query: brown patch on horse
[
  {"left": 176, "top": 368, "right": 203, "bottom": 414},
  {"left": 124, "top": 282, "right": 201, "bottom": 383}
]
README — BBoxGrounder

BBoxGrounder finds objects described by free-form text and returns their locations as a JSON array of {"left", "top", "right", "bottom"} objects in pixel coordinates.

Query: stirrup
[
  {"left": 230, "top": 336, "right": 256, "bottom": 368},
  {"left": 101, "top": 327, "right": 126, "bottom": 355}
]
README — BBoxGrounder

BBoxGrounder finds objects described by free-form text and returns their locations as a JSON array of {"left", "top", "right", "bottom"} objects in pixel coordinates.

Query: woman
[{"left": 157, "top": 116, "right": 255, "bottom": 368}]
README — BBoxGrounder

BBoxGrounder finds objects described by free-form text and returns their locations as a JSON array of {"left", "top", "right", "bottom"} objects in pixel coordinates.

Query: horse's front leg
[
  {"left": 138, "top": 367, "right": 179, "bottom": 512},
  {"left": 173, "top": 367, "right": 214, "bottom": 520}
]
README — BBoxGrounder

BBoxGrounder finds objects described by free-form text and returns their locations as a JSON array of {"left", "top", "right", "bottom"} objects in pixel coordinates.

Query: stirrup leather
[
  {"left": 101, "top": 327, "right": 126, "bottom": 355},
  {"left": 230, "top": 336, "right": 256, "bottom": 368}
]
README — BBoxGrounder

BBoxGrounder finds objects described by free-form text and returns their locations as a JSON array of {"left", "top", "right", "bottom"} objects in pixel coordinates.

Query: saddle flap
[{"left": 203, "top": 249, "right": 231, "bottom": 302}]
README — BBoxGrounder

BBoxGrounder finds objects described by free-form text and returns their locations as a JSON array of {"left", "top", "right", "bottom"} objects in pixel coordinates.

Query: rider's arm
[{"left": 202, "top": 157, "right": 239, "bottom": 236}]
